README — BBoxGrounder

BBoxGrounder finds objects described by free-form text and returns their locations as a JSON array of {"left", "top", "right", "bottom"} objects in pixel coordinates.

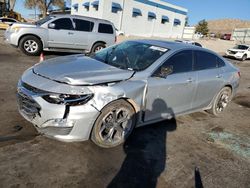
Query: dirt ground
[{"left": 0, "top": 31, "right": 249, "bottom": 188}]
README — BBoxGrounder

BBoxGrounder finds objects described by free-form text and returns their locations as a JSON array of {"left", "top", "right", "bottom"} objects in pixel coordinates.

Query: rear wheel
[
  {"left": 208, "top": 87, "right": 232, "bottom": 116},
  {"left": 91, "top": 100, "right": 136, "bottom": 148},
  {"left": 241, "top": 54, "right": 247, "bottom": 61},
  {"left": 19, "top": 35, "right": 42, "bottom": 56},
  {"left": 91, "top": 42, "right": 105, "bottom": 54}
]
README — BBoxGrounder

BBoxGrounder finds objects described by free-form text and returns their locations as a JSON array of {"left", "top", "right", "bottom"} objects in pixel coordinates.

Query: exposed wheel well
[
  {"left": 224, "top": 84, "right": 233, "bottom": 93},
  {"left": 91, "top": 41, "right": 106, "bottom": 48},
  {"left": 18, "top": 34, "right": 43, "bottom": 47}
]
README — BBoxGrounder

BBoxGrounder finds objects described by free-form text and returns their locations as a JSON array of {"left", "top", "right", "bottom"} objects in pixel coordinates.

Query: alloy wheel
[{"left": 24, "top": 40, "right": 38, "bottom": 53}]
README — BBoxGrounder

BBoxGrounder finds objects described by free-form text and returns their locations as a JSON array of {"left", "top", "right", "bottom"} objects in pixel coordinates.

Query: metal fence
[{"left": 232, "top": 28, "right": 250, "bottom": 43}]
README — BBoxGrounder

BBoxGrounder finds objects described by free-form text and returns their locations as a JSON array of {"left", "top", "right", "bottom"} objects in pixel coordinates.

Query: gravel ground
[{"left": 0, "top": 31, "right": 249, "bottom": 188}]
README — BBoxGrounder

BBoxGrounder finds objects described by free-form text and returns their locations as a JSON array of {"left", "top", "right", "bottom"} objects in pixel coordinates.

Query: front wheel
[
  {"left": 91, "top": 100, "right": 136, "bottom": 148},
  {"left": 207, "top": 87, "right": 232, "bottom": 116},
  {"left": 241, "top": 54, "right": 247, "bottom": 61},
  {"left": 19, "top": 35, "right": 43, "bottom": 56}
]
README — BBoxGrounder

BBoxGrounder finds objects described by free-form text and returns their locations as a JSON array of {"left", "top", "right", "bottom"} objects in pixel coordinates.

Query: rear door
[
  {"left": 192, "top": 50, "right": 225, "bottom": 109},
  {"left": 144, "top": 50, "right": 197, "bottom": 122},
  {"left": 72, "top": 18, "right": 94, "bottom": 50},
  {"left": 48, "top": 18, "right": 75, "bottom": 49}
]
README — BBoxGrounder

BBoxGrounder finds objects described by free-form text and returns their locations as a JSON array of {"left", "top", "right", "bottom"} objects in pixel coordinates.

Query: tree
[
  {"left": 195, "top": 19, "right": 209, "bottom": 36},
  {"left": 24, "top": 0, "right": 65, "bottom": 18}
]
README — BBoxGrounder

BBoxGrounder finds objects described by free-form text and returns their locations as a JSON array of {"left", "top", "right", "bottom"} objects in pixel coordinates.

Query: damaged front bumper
[{"left": 17, "top": 81, "right": 100, "bottom": 142}]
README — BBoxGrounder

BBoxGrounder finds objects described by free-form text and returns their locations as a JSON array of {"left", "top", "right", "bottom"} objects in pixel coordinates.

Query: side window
[
  {"left": 194, "top": 51, "right": 217, "bottom": 70},
  {"left": 51, "top": 18, "right": 73, "bottom": 30},
  {"left": 217, "top": 57, "right": 225, "bottom": 67},
  {"left": 73, "top": 18, "right": 94, "bottom": 32},
  {"left": 154, "top": 50, "right": 193, "bottom": 76},
  {"left": 98, "top": 23, "right": 114, "bottom": 34}
]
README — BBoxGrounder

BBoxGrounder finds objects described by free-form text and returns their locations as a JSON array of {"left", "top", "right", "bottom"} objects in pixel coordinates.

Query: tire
[
  {"left": 91, "top": 99, "right": 136, "bottom": 148},
  {"left": 207, "top": 87, "right": 232, "bottom": 116},
  {"left": 91, "top": 42, "right": 106, "bottom": 54},
  {"left": 241, "top": 54, "right": 247, "bottom": 61},
  {"left": 19, "top": 35, "right": 42, "bottom": 56}
]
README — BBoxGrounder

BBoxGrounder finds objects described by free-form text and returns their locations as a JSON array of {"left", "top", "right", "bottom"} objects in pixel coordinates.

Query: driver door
[
  {"left": 48, "top": 18, "right": 75, "bottom": 49},
  {"left": 144, "top": 50, "right": 197, "bottom": 122}
]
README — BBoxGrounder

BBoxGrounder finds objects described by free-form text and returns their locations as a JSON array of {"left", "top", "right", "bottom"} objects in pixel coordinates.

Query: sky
[
  {"left": 163, "top": 0, "right": 250, "bottom": 25},
  {"left": 14, "top": 0, "right": 250, "bottom": 25}
]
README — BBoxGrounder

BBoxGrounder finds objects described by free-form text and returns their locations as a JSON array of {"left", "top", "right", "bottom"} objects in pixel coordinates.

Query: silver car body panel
[{"left": 17, "top": 40, "right": 240, "bottom": 142}]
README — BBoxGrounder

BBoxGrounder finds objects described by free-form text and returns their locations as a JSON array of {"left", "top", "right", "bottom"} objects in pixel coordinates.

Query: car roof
[
  {"left": 132, "top": 39, "right": 206, "bottom": 51},
  {"left": 50, "top": 14, "right": 113, "bottom": 24}
]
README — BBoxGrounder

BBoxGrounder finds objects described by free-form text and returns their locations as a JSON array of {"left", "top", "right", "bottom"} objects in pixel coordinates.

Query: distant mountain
[{"left": 207, "top": 19, "right": 250, "bottom": 34}]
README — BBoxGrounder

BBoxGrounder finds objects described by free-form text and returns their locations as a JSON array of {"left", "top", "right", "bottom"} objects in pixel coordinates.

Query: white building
[{"left": 71, "top": 0, "right": 188, "bottom": 38}]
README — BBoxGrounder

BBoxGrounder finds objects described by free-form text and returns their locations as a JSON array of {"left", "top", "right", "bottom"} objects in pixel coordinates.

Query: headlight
[{"left": 42, "top": 93, "right": 94, "bottom": 106}]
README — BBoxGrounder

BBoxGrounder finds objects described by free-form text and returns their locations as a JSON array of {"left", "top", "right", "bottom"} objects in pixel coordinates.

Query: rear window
[
  {"left": 194, "top": 51, "right": 217, "bottom": 70},
  {"left": 98, "top": 23, "right": 114, "bottom": 34},
  {"left": 73, "top": 18, "right": 94, "bottom": 32},
  {"left": 217, "top": 57, "right": 225, "bottom": 67}
]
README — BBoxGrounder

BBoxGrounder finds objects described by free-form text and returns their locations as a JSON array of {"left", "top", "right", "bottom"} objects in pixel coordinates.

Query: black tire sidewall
[
  {"left": 19, "top": 36, "right": 42, "bottom": 56},
  {"left": 242, "top": 54, "right": 247, "bottom": 61},
  {"left": 91, "top": 100, "right": 136, "bottom": 148}
]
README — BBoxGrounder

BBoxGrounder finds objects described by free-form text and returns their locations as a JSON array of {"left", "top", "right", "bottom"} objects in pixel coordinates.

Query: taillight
[{"left": 238, "top": 71, "right": 241, "bottom": 77}]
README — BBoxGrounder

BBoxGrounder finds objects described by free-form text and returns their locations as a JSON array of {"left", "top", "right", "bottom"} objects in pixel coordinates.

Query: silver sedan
[{"left": 17, "top": 40, "right": 240, "bottom": 148}]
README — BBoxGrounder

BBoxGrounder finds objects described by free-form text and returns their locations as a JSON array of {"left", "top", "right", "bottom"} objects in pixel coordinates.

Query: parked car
[
  {"left": 115, "top": 28, "right": 124, "bottom": 36},
  {"left": 0, "top": 17, "right": 18, "bottom": 29},
  {"left": 221, "top": 33, "right": 231, "bottom": 40},
  {"left": 225, "top": 44, "right": 250, "bottom": 61},
  {"left": 175, "top": 40, "right": 202, "bottom": 47},
  {"left": 17, "top": 40, "right": 240, "bottom": 148},
  {"left": 4, "top": 14, "right": 116, "bottom": 56}
]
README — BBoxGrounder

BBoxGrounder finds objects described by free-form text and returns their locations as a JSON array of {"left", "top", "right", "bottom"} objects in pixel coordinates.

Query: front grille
[{"left": 17, "top": 90, "right": 41, "bottom": 120}]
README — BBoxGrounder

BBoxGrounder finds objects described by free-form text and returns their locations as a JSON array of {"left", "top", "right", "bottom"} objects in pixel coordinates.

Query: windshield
[
  {"left": 35, "top": 16, "right": 55, "bottom": 26},
  {"left": 234, "top": 45, "right": 249, "bottom": 50},
  {"left": 91, "top": 41, "right": 168, "bottom": 71}
]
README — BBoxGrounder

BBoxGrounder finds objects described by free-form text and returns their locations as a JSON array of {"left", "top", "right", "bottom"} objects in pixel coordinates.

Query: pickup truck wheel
[
  {"left": 91, "top": 42, "right": 105, "bottom": 53},
  {"left": 241, "top": 54, "right": 247, "bottom": 61},
  {"left": 19, "top": 36, "right": 42, "bottom": 56},
  {"left": 91, "top": 100, "right": 136, "bottom": 148}
]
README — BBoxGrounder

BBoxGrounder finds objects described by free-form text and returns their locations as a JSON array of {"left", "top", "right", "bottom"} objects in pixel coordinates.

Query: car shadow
[
  {"left": 42, "top": 51, "right": 81, "bottom": 57},
  {"left": 108, "top": 99, "right": 177, "bottom": 188}
]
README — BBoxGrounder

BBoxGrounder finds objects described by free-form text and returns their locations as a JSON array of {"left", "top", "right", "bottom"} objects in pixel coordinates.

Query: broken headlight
[{"left": 42, "top": 93, "right": 94, "bottom": 106}]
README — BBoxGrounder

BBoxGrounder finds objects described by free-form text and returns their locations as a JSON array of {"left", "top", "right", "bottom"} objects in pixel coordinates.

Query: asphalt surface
[{"left": 0, "top": 31, "right": 249, "bottom": 188}]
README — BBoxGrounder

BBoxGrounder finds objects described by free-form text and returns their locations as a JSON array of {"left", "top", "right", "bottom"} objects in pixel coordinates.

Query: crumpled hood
[{"left": 33, "top": 54, "right": 134, "bottom": 85}]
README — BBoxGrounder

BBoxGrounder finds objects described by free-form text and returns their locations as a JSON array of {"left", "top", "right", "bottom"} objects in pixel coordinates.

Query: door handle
[
  {"left": 216, "top": 74, "right": 222, "bottom": 78},
  {"left": 68, "top": 32, "right": 74, "bottom": 35},
  {"left": 186, "top": 78, "right": 193, "bottom": 83}
]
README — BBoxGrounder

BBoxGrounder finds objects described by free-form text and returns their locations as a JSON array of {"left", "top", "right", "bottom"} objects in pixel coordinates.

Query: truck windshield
[{"left": 35, "top": 16, "right": 55, "bottom": 26}]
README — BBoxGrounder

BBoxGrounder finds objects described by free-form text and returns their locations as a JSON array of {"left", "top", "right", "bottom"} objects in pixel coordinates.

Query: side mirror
[
  {"left": 160, "top": 65, "right": 173, "bottom": 77},
  {"left": 48, "top": 23, "right": 55, "bottom": 29}
]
